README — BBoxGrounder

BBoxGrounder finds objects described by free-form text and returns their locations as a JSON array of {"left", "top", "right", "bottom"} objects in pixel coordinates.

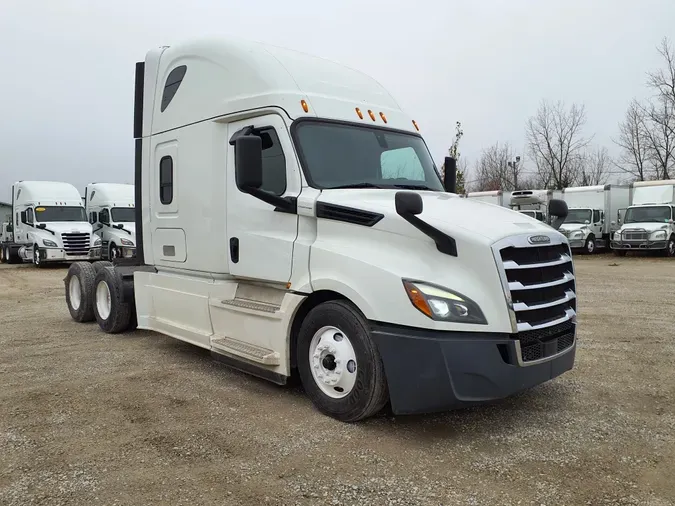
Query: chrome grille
[
  {"left": 622, "top": 229, "right": 647, "bottom": 241},
  {"left": 493, "top": 234, "right": 577, "bottom": 364},
  {"left": 61, "top": 232, "right": 90, "bottom": 256}
]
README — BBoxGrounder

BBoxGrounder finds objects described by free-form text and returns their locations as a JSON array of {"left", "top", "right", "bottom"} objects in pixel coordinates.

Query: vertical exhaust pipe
[{"left": 444, "top": 156, "right": 457, "bottom": 194}]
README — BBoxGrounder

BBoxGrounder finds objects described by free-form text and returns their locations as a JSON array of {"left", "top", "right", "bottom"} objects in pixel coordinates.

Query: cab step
[
  {"left": 219, "top": 298, "right": 280, "bottom": 313},
  {"left": 211, "top": 336, "right": 280, "bottom": 365}
]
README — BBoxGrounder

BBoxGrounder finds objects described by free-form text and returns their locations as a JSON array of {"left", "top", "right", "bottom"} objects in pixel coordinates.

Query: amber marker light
[
  {"left": 355, "top": 107, "right": 364, "bottom": 119},
  {"left": 300, "top": 99, "right": 309, "bottom": 113},
  {"left": 403, "top": 280, "right": 432, "bottom": 318},
  {"left": 379, "top": 112, "right": 387, "bottom": 123},
  {"left": 412, "top": 120, "right": 420, "bottom": 131},
  {"left": 367, "top": 109, "right": 376, "bottom": 121}
]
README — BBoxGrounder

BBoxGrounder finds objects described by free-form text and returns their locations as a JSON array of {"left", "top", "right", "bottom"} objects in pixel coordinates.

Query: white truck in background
[
  {"left": 0, "top": 222, "right": 13, "bottom": 263},
  {"left": 84, "top": 183, "right": 136, "bottom": 260},
  {"left": 611, "top": 179, "right": 675, "bottom": 257},
  {"left": 63, "top": 36, "right": 576, "bottom": 422},
  {"left": 0, "top": 181, "right": 99, "bottom": 266},
  {"left": 559, "top": 185, "right": 631, "bottom": 254},
  {"left": 509, "top": 189, "right": 562, "bottom": 223}
]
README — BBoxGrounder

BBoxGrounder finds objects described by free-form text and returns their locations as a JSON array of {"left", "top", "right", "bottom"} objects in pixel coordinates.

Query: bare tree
[
  {"left": 525, "top": 99, "right": 593, "bottom": 189},
  {"left": 647, "top": 37, "right": 675, "bottom": 110},
  {"left": 470, "top": 142, "right": 521, "bottom": 191},
  {"left": 612, "top": 99, "right": 649, "bottom": 181},
  {"left": 641, "top": 95, "right": 675, "bottom": 179},
  {"left": 578, "top": 146, "right": 611, "bottom": 186}
]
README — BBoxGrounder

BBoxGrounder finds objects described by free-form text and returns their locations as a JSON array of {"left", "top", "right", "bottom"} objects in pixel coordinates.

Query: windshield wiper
[
  {"left": 327, "top": 182, "right": 387, "bottom": 189},
  {"left": 392, "top": 183, "right": 438, "bottom": 191}
]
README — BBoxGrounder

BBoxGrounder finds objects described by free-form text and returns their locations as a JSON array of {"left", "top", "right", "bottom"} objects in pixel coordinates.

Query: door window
[
  {"left": 593, "top": 210, "right": 601, "bottom": 223},
  {"left": 99, "top": 208, "right": 110, "bottom": 225}
]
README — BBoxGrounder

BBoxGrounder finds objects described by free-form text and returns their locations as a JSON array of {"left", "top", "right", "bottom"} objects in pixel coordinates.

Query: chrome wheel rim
[
  {"left": 69, "top": 276, "right": 82, "bottom": 311},
  {"left": 309, "top": 325, "right": 358, "bottom": 399},
  {"left": 96, "top": 280, "right": 112, "bottom": 320}
]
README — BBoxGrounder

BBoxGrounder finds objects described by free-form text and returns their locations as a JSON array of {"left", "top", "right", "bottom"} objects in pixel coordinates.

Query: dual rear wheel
[{"left": 64, "top": 261, "right": 135, "bottom": 332}]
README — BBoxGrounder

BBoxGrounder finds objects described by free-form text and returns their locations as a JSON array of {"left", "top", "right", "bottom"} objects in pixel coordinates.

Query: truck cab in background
[
  {"left": 64, "top": 36, "right": 576, "bottom": 422},
  {"left": 611, "top": 180, "right": 675, "bottom": 257},
  {"left": 560, "top": 185, "right": 630, "bottom": 254},
  {"left": 2, "top": 181, "right": 98, "bottom": 267},
  {"left": 509, "top": 189, "right": 562, "bottom": 224},
  {"left": 84, "top": 183, "right": 136, "bottom": 260}
]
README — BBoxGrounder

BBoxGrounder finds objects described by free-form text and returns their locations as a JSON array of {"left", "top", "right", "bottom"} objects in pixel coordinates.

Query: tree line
[{"left": 455, "top": 37, "right": 675, "bottom": 193}]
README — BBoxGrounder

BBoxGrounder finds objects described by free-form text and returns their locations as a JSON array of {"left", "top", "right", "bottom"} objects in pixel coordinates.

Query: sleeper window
[{"left": 159, "top": 156, "right": 174, "bottom": 205}]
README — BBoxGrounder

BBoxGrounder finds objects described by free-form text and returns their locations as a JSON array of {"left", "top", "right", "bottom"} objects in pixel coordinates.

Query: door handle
[{"left": 229, "top": 237, "right": 239, "bottom": 263}]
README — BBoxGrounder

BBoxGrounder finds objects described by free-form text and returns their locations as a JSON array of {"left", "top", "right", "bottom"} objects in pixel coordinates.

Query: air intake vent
[{"left": 316, "top": 203, "right": 383, "bottom": 227}]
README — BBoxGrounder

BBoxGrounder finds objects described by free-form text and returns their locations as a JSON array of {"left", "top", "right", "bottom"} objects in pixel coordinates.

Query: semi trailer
[
  {"left": 85, "top": 183, "right": 136, "bottom": 260},
  {"left": 610, "top": 179, "right": 675, "bottom": 256},
  {"left": 63, "top": 37, "right": 576, "bottom": 422},
  {"left": 1, "top": 181, "right": 98, "bottom": 266},
  {"left": 559, "top": 184, "right": 631, "bottom": 254}
]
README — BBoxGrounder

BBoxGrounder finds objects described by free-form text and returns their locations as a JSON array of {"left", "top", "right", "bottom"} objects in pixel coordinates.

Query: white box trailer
[
  {"left": 84, "top": 183, "right": 137, "bottom": 260},
  {"left": 509, "top": 189, "right": 561, "bottom": 223},
  {"left": 0, "top": 181, "right": 99, "bottom": 267},
  {"left": 62, "top": 36, "right": 576, "bottom": 422},
  {"left": 611, "top": 179, "right": 675, "bottom": 256},
  {"left": 559, "top": 184, "right": 631, "bottom": 254}
]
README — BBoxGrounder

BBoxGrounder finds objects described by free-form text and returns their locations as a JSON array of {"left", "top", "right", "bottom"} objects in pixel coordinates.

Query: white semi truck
[
  {"left": 1, "top": 181, "right": 99, "bottom": 266},
  {"left": 610, "top": 179, "right": 675, "bottom": 257},
  {"left": 84, "top": 183, "right": 136, "bottom": 260},
  {"left": 559, "top": 184, "right": 631, "bottom": 254},
  {"left": 63, "top": 37, "right": 576, "bottom": 422}
]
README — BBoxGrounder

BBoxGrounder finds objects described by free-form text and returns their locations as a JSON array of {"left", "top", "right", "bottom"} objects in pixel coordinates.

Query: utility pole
[{"left": 508, "top": 155, "right": 521, "bottom": 190}]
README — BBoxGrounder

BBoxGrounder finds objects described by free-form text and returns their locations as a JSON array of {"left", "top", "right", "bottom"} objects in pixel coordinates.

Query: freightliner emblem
[{"left": 528, "top": 234, "right": 551, "bottom": 245}]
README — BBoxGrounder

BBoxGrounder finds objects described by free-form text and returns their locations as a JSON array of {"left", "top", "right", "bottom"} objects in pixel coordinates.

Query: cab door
[{"left": 225, "top": 114, "right": 300, "bottom": 284}]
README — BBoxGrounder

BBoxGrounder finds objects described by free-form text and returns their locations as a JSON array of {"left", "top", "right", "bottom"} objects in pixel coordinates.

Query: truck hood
[
  {"left": 559, "top": 223, "right": 589, "bottom": 233},
  {"left": 619, "top": 222, "right": 670, "bottom": 233},
  {"left": 36, "top": 222, "right": 92, "bottom": 234},
  {"left": 318, "top": 189, "right": 561, "bottom": 244},
  {"left": 113, "top": 222, "right": 136, "bottom": 236}
]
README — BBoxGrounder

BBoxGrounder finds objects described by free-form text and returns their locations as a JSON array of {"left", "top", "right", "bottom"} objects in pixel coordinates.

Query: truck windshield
[
  {"left": 624, "top": 205, "right": 671, "bottom": 223},
  {"left": 111, "top": 207, "right": 135, "bottom": 222},
  {"left": 565, "top": 209, "right": 592, "bottom": 224},
  {"left": 35, "top": 206, "right": 86, "bottom": 223},
  {"left": 293, "top": 121, "right": 444, "bottom": 191}
]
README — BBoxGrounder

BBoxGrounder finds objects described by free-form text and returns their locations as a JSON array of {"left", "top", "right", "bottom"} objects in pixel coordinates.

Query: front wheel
[
  {"left": 665, "top": 237, "right": 675, "bottom": 258},
  {"left": 33, "top": 245, "right": 46, "bottom": 268},
  {"left": 584, "top": 236, "right": 596, "bottom": 254},
  {"left": 296, "top": 300, "right": 389, "bottom": 422}
]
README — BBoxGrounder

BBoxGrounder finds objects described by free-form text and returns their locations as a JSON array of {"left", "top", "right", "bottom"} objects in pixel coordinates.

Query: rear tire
[
  {"left": 64, "top": 262, "right": 96, "bottom": 322},
  {"left": 93, "top": 267, "right": 133, "bottom": 333},
  {"left": 0, "top": 246, "right": 5, "bottom": 264},
  {"left": 296, "top": 300, "right": 389, "bottom": 422},
  {"left": 93, "top": 260, "right": 113, "bottom": 274}
]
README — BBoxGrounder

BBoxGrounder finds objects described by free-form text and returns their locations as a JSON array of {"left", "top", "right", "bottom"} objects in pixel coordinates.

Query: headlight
[
  {"left": 613, "top": 232, "right": 621, "bottom": 241},
  {"left": 93, "top": 237, "right": 102, "bottom": 246},
  {"left": 651, "top": 230, "right": 666, "bottom": 240},
  {"left": 402, "top": 280, "right": 487, "bottom": 324},
  {"left": 571, "top": 231, "right": 584, "bottom": 239},
  {"left": 120, "top": 238, "right": 134, "bottom": 246},
  {"left": 43, "top": 239, "right": 57, "bottom": 247}
]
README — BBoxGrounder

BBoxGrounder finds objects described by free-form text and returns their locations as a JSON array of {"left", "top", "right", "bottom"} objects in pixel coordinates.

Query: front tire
[
  {"left": 93, "top": 267, "right": 133, "bottom": 333},
  {"left": 296, "top": 300, "right": 389, "bottom": 422},
  {"left": 64, "top": 262, "right": 97, "bottom": 322},
  {"left": 584, "top": 236, "right": 595, "bottom": 255},
  {"left": 33, "top": 244, "right": 46, "bottom": 268},
  {"left": 665, "top": 237, "right": 675, "bottom": 258}
]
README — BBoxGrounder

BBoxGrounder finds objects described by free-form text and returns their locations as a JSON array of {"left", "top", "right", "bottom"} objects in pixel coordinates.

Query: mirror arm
[
  {"left": 396, "top": 211, "right": 457, "bottom": 256},
  {"left": 243, "top": 186, "right": 297, "bottom": 214}
]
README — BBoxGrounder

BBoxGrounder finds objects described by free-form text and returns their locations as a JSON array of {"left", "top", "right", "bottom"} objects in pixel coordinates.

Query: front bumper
[
  {"left": 610, "top": 240, "right": 666, "bottom": 250},
  {"left": 371, "top": 323, "right": 576, "bottom": 415},
  {"left": 567, "top": 239, "right": 585, "bottom": 249},
  {"left": 41, "top": 247, "right": 101, "bottom": 262},
  {"left": 120, "top": 246, "right": 136, "bottom": 259}
]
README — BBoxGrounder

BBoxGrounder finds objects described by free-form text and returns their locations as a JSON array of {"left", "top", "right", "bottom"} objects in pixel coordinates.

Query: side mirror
[
  {"left": 37, "top": 223, "right": 46, "bottom": 229},
  {"left": 20, "top": 211, "right": 27, "bottom": 224},
  {"left": 235, "top": 135, "right": 263, "bottom": 190},
  {"left": 395, "top": 191, "right": 423, "bottom": 216},
  {"left": 89, "top": 212, "right": 97, "bottom": 224},
  {"left": 6, "top": 223, "right": 12, "bottom": 232},
  {"left": 548, "top": 199, "right": 568, "bottom": 231},
  {"left": 443, "top": 156, "right": 457, "bottom": 193}
]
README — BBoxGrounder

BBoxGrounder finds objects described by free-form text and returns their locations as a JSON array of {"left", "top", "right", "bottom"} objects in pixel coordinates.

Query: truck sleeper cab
[
  {"left": 64, "top": 37, "right": 577, "bottom": 422},
  {"left": 85, "top": 183, "right": 137, "bottom": 260},
  {"left": 6, "top": 181, "right": 98, "bottom": 267}
]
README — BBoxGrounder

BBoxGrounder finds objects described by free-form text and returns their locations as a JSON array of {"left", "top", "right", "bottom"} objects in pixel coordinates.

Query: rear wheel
[
  {"left": 64, "top": 262, "right": 97, "bottom": 322},
  {"left": 93, "top": 267, "right": 134, "bottom": 333},
  {"left": 93, "top": 260, "right": 113, "bottom": 274},
  {"left": 0, "top": 246, "right": 5, "bottom": 263},
  {"left": 296, "top": 300, "right": 389, "bottom": 422}
]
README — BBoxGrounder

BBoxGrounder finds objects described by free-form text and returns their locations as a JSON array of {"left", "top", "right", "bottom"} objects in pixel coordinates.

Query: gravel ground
[{"left": 1, "top": 255, "right": 674, "bottom": 506}]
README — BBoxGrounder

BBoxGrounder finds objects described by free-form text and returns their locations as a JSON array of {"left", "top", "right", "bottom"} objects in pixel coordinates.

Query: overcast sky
[{"left": 1, "top": 0, "right": 674, "bottom": 203}]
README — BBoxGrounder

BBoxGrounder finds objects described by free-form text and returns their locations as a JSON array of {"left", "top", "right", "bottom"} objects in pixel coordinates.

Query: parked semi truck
[
  {"left": 611, "top": 179, "right": 675, "bottom": 257},
  {"left": 0, "top": 221, "right": 13, "bottom": 263},
  {"left": 85, "top": 183, "right": 136, "bottom": 260},
  {"left": 1, "top": 181, "right": 99, "bottom": 266},
  {"left": 559, "top": 184, "right": 631, "bottom": 254},
  {"left": 63, "top": 37, "right": 576, "bottom": 422}
]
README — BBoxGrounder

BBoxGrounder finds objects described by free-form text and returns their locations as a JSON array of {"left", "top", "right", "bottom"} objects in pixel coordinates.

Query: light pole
[{"left": 508, "top": 155, "right": 521, "bottom": 190}]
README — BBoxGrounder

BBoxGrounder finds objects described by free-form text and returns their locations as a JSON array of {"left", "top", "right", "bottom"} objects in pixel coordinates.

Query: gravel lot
[{"left": 1, "top": 255, "right": 674, "bottom": 506}]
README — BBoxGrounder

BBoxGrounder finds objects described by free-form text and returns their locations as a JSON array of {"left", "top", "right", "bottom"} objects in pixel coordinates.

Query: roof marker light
[
  {"left": 412, "top": 120, "right": 420, "bottom": 131},
  {"left": 355, "top": 107, "right": 363, "bottom": 119},
  {"left": 367, "top": 109, "right": 376, "bottom": 121},
  {"left": 300, "top": 100, "right": 309, "bottom": 113},
  {"left": 379, "top": 112, "right": 387, "bottom": 123}
]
